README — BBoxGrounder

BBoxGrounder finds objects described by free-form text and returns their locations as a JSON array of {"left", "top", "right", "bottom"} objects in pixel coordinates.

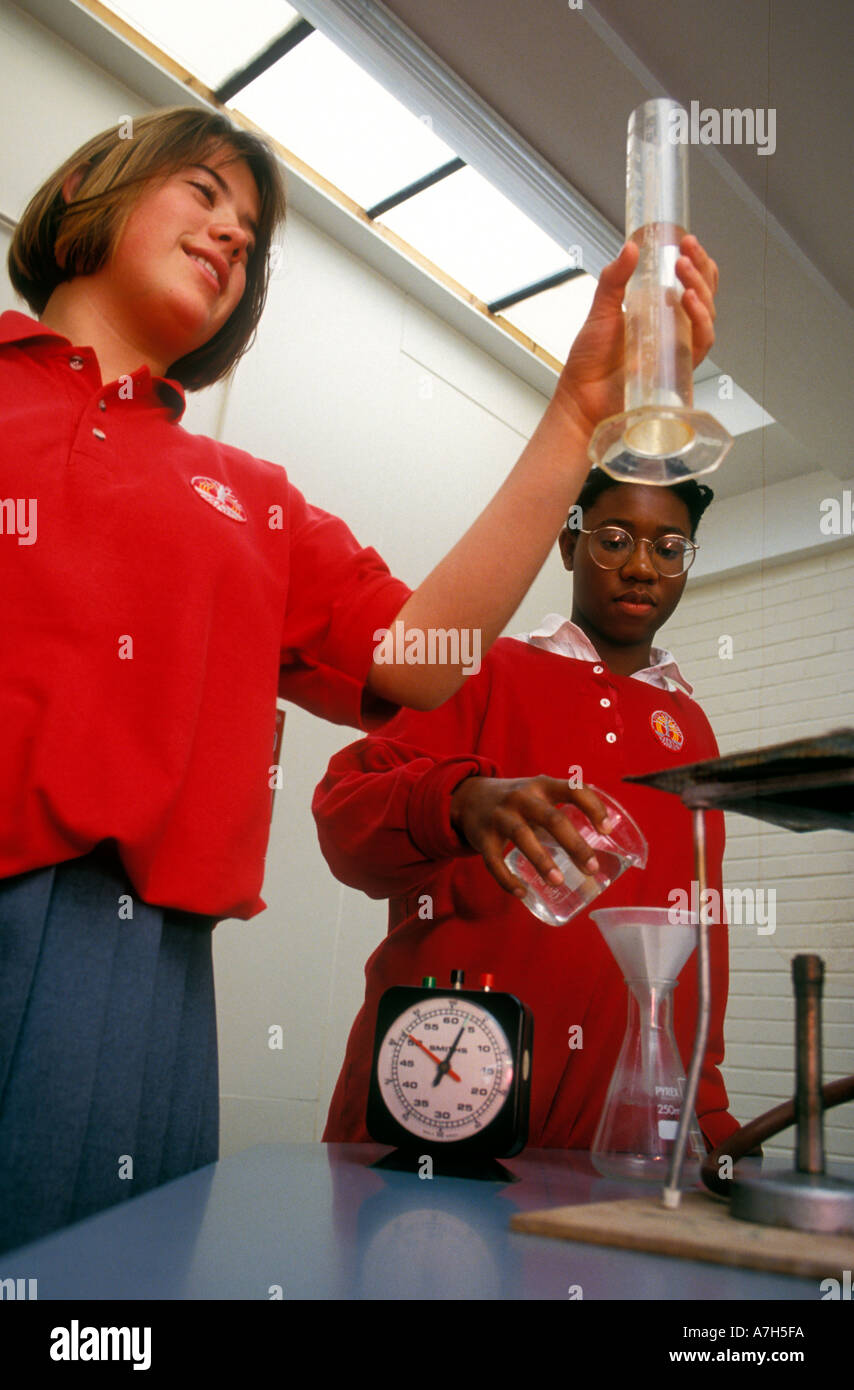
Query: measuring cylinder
[{"left": 588, "top": 98, "right": 733, "bottom": 484}]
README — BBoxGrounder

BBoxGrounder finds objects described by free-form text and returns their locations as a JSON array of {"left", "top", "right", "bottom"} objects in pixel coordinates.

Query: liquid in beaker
[
  {"left": 504, "top": 788, "right": 647, "bottom": 926},
  {"left": 624, "top": 222, "right": 694, "bottom": 451}
]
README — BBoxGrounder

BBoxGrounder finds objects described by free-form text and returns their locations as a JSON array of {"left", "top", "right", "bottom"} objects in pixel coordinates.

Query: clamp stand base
[{"left": 730, "top": 1170, "right": 854, "bottom": 1235}]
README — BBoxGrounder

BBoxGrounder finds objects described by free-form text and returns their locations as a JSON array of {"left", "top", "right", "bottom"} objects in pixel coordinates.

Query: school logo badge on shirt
[
  {"left": 190, "top": 476, "right": 247, "bottom": 522},
  {"left": 651, "top": 709, "right": 684, "bottom": 751}
]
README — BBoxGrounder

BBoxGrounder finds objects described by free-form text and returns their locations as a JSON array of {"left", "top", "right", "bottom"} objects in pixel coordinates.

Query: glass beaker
[
  {"left": 588, "top": 98, "right": 732, "bottom": 483},
  {"left": 503, "top": 786, "right": 648, "bottom": 926},
  {"left": 590, "top": 906, "right": 705, "bottom": 1183}
]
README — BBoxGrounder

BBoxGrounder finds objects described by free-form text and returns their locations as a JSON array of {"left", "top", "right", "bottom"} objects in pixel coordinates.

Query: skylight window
[
  {"left": 97, "top": 0, "right": 592, "bottom": 369},
  {"left": 229, "top": 29, "right": 458, "bottom": 211},
  {"left": 99, "top": 0, "right": 301, "bottom": 91},
  {"left": 96, "top": 1, "right": 602, "bottom": 371},
  {"left": 501, "top": 274, "right": 597, "bottom": 364},
  {"left": 374, "top": 164, "right": 576, "bottom": 309}
]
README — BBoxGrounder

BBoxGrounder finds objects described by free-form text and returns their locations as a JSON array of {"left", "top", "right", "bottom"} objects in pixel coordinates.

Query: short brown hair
[{"left": 8, "top": 107, "right": 287, "bottom": 389}]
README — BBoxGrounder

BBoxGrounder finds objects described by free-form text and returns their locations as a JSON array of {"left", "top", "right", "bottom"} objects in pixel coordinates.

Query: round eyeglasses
[{"left": 578, "top": 525, "right": 698, "bottom": 576}]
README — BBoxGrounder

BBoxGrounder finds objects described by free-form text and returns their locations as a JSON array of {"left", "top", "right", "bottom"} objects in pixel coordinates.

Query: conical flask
[{"left": 590, "top": 907, "right": 705, "bottom": 1183}]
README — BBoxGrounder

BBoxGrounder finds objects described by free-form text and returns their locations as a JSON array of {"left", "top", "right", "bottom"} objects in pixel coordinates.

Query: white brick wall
[{"left": 660, "top": 543, "right": 854, "bottom": 1163}]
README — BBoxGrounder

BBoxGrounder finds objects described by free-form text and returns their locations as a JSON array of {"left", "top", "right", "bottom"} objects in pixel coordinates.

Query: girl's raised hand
[{"left": 552, "top": 234, "right": 719, "bottom": 439}]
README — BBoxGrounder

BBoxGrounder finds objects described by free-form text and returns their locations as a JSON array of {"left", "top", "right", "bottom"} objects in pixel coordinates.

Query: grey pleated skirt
[{"left": 0, "top": 842, "right": 219, "bottom": 1253}]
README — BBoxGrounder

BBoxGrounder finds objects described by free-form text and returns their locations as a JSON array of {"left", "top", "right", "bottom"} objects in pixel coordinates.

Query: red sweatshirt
[
  {"left": 313, "top": 636, "right": 739, "bottom": 1150},
  {"left": 0, "top": 312, "right": 410, "bottom": 918}
]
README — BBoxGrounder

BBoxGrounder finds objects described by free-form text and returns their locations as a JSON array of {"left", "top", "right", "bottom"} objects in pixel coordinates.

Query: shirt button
[
  {"left": 99, "top": 399, "right": 107, "bottom": 411},
  {"left": 593, "top": 665, "right": 604, "bottom": 674},
  {"left": 92, "top": 428, "right": 106, "bottom": 440},
  {"left": 69, "top": 355, "right": 84, "bottom": 370},
  {"left": 600, "top": 697, "right": 611, "bottom": 708},
  {"left": 606, "top": 732, "right": 617, "bottom": 744}
]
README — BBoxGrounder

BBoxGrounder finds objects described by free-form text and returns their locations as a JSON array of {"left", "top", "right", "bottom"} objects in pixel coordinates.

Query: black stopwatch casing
[{"left": 367, "top": 984, "right": 533, "bottom": 1158}]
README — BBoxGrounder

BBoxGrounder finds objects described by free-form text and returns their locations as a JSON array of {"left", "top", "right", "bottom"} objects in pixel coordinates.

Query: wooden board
[{"left": 510, "top": 1190, "right": 854, "bottom": 1277}]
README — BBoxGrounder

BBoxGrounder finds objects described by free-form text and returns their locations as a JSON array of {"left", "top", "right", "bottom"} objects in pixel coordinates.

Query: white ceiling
[{"left": 378, "top": 0, "right": 854, "bottom": 502}]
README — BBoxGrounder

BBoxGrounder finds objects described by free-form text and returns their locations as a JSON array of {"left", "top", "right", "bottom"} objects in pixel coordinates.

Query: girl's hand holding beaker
[
  {"left": 449, "top": 774, "right": 612, "bottom": 899},
  {"left": 496, "top": 784, "right": 648, "bottom": 926}
]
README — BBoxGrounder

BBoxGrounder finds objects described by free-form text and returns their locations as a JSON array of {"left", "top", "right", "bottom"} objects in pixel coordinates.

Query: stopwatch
[{"left": 367, "top": 973, "right": 533, "bottom": 1157}]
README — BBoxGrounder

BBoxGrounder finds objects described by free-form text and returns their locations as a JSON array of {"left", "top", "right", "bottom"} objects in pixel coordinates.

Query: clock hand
[
  {"left": 432, "top": 1026, "right": 465, "bottom": 1088},
  {"left": 445, "top": 1025, "right": 465, "bottom": 1068},
  {"left": 406, "top": 1033, "right": 461, "bottom": 1083}
]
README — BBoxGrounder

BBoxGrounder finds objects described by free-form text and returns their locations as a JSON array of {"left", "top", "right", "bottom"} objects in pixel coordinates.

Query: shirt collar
[
  {"left": 0, "top": 309, "right": 187, "bottom": 420},
  {"left": 512, "top": 612, "right": 694, "bottom": 695}
]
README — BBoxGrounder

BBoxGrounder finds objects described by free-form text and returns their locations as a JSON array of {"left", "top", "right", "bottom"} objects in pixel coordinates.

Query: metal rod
[
  {"left": 793, "top": 954, "right": 825, "bottom": 1174},
  {"left": 701, "top": 1074, "right": 854, "bottom": 1195},
  {"left": 365, "top": 158, "right": 466, "bottom": 219},
  {"left": 663, "top": 806, "right": 711, "bottom": 1208},
  {"left": 214, "top": 19, "right": 316, "bottom": 104},
  {"left": 487, "top": 266, "right": 586, "bottom": 314}
]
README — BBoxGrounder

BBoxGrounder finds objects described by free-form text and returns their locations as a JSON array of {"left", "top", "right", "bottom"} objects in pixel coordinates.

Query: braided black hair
[{"left": 570, "top": 470, "right": 714, "bottom": 539}]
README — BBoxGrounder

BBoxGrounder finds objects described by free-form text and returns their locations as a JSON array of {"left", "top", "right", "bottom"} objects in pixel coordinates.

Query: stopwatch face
[{"left": 376, "top": 996, "right": 515, "bottom": 1143}]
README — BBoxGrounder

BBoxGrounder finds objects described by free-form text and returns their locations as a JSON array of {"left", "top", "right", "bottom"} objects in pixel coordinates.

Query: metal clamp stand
[
  {"left": 661, "top": 807, "right": 710, "bottom": 1208},
  {"left": 626, "top": 728, "right": 854, "bottom": 1219},
  {"left": 729, "top": 954, "right": 854, "bottom": 1233}
]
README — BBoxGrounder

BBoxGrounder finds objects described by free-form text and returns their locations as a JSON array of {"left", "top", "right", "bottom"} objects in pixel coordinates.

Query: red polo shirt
[
  {"left": 0, "top": 311, "right": 411, "bottom": 918},
  {"left": 313, "top": 637, "right": 739, "bottom": 1150}
]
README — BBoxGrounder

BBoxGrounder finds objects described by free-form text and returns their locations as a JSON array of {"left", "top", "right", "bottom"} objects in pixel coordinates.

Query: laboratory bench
[{"left": 1, "top": 1142, "right": 835, "bottom": 1301}]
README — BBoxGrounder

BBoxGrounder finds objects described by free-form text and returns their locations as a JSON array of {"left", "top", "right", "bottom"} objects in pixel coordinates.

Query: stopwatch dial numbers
[{"left": 379, "top": 1000, "right": 514, "bottom": 1142}]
